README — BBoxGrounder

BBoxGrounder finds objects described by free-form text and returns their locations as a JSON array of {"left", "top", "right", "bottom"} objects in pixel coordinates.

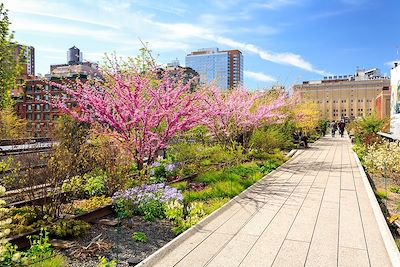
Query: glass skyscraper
[{"left": 185, "top": 48, "right": 243, "bottom": 90}]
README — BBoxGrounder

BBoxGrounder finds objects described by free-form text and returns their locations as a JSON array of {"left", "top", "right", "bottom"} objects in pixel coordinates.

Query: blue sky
[{"left": 3, "top": 0, "right": 400, "bottom": 90}]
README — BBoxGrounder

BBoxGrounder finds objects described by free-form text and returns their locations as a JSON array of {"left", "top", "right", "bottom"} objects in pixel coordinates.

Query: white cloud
[
  {"left": 149, "top": 21, "right": 328, "bottom": 75},
  {"left": 245, "top": 71, "right": 276, "bottom": 82},
  {"left": 4, "top": 0, "right": 120, "bottom": 29},
  {"left": 4, "top": 0, "right": 328, "bottom": 76}
]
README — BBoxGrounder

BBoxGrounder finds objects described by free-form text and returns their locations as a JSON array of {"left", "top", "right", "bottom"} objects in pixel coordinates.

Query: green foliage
[
  {"left": 0, "top": 3, "right": 24, "bottom": 109},
  {"left": 374, "top": 190, "right": 388, "bottom": 200},
  {"left": 390, "top": 186, "right": 400, "bottom": 194},
  {"left": 62, "top": 171, "right": 108, "bottom": 198},
  {"left": 202, "top": 198, "right": 229, "bottom": 215},
  {"left": 348, "top": 114, "right": 386, "bottom": 145},
  {"left": 25, "top": 228, "right": 53, "bottom": 264},
  {"left": 168, "top": 143, "right": 246, "bottom": 176},
  {"left": 30, "top": 254, "right": 66, "bottom": 267},
  {"left": 62, "top": 196, "right": 112, "bottom": 215},
  {"left": 249, "top": 125, "right": 293, "bottom": 155},
  {"left": 352, "top": 143, "right": 366, "bottom": 161},
  {"left": 165, "top": 200, "right": 206, "bottom": 235},
  {"left": 49, "top": 219, "right": 90, "bottom": 238},
  {"left": 138, "top": 199, "right": 165, "bottom": 222},
  {"left": 170, "top": 181, "right": 188, "bottom": 191},
  {"left": 0, "top": 108, "right": 27, "bottom": 139},
  {"left": 98, "top": 256, "right": 117, "bottom": 267},
  {"left": 131, "top": 231, "right": 148, "bottom": 243},
  {"left": 61, "top": 175, "right": 86, "bottom": 198},
  {"left": 84, "top": 172, "right": 107, "bottom": 197},
  {"left": 8, "top": 206, "right": 55, "bottom": 236}
]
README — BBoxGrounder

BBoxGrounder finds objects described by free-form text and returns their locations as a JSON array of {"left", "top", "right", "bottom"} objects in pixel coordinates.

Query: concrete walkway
[{"left": 141, "top": 136, "right": 397, "bottom": 267}]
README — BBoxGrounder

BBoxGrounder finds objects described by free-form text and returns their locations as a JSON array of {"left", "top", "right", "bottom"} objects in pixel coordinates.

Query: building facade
[
  {"left": 185, "top": 48, "right": 243, "bottom": 89},
  {"left": 15, "top": 44, "right": 35, "bottom": 76},
  {"left": 293, "top": 68, "right": 390, "bottom": 121},
  {"left": 390, "top": 62, "right": 400, "bottom": 137},
  {"left": 13, "top": 79, "right": 65, "bottom": 137}
]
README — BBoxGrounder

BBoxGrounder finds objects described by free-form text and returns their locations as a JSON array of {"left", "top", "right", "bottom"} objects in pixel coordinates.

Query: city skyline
[{"left": 3, "top": 0, "right": 400, "bottom": 90}]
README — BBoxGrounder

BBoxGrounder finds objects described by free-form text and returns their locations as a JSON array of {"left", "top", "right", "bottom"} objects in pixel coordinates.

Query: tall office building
[
  {"left": 293, "top": 68, "right": 390, "bottom": 121},
  {"left": 15, "top": 44, "right": 35, "bottom": 76},
  {"left": 185, "top": 48, "right": 243, "bottom": 89}
]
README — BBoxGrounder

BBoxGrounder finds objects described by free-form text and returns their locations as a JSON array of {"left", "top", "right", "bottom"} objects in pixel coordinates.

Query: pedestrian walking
[
  {"left": 338, "top": 120, "right": 345, "bottom": 137},
  {"left": 330, "top": 121, "right": 337, "bottom": 137}
]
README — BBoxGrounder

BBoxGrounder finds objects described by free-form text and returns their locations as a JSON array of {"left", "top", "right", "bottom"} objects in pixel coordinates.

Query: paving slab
[{"left": 138, "top": 136, "right": 398, "bottom": 267}]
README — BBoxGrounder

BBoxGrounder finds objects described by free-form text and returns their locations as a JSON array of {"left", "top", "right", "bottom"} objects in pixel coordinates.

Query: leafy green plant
[
  {"left": 30, "top": 254, "right": 66, "bottom": 267},
  {"left": 62, "top": 196, "right": 112, "bottom": 215},
  {"left": 84, "top": 172, "right": 107, "bottom": 196},
  {"left": 132, "top": 231, "right": 148, "bottom": 243},
  {"left": 165, "top": 200, "right": 206, "bottom": 235},
  {"left": 139, "top": 199, "right": 165, "bottom": 221},
  {"left": 98, "top": 256, "right": 117, "bottom": 267},
  {"left": 374, "top": 190, "right": 388, "bottom": 200},
  {"left": 49, "top": 219, "right": 91, "bottom": 238},
  {"left": 390, "top": 186, "right": 400, "bottom": 194},
  {"left": 61, "top": 175, "right": 86, "bottom": 198},
  {"left": 202, "top": 198, "right": 229, "bottom": 214},
  {"left": 25, "top": 228, "right": 53, "bottom": 264}
]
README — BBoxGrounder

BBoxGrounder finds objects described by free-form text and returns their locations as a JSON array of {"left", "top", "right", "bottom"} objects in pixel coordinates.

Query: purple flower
[
  {"left": 165, "top": 163, "right": 176, "bottom": 173},
  {"left": 151, "top": 162, "right": 161, "bottom": 167}
]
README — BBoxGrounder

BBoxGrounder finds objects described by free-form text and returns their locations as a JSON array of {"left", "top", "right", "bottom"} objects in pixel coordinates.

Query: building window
[
  {"left": 35, "top": 94, "right": 41, "bottom": 100},
  {"left": 35, "top": 124, "right": 41, "bottom": 130},
  {"left": 35, "top": 104, "right": 41, "bottom": 111},
  {"left": 26, "top": 86, "right": 32, "bottom": 92},
  {"left": 44, "top": 113, "right": 50, "bottom": 120},
  {"left": 27, "top": 104, "right": 32, "bottom": 111},
  {"left": 44, "top": 104, "right": 49, "bottom": 111},
  {"left": 26, "top": 113, "right": 32, "bottom": 120},
  {"left": 35, "top": 114, "right": 41, "bottom": 120},
  {"left": 45, "top": 85, "right": 49, "bottom": 91}
]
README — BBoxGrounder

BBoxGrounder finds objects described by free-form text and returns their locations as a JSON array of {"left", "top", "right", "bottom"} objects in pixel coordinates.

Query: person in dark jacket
[{"left": 338, "top": 120, "right": 345, "bottom": 137}]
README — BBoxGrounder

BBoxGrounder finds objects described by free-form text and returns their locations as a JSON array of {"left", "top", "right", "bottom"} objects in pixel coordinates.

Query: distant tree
[
  {"left": 202, "top": 87, "right": 288, "bottom": 149},
  {"left": 0, "top": 3, "right": 23, "bottom": 109},
  {"left": 0, "top": 107, "right": 27, "bottom": 139}
]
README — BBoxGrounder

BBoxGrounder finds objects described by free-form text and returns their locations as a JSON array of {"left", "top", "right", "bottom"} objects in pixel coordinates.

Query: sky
[{"left": 3, "top": 0, "right": 400, "bottom": 90}]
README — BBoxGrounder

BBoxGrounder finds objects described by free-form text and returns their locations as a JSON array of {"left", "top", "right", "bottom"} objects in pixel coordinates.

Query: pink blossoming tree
[
  {"left": 48, "top": 64, "right": 205, "bottom": 170},
  {"left": 202, "top": 87, "right": 288, "bottom": 149}
]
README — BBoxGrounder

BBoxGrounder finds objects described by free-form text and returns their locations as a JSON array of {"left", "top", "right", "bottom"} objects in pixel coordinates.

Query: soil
[
  {"left": 368, "top": 173, "right": 400, "bottom": 243},
  {"left": 59, "top": 215, "right": 176, "bottom": 266}
]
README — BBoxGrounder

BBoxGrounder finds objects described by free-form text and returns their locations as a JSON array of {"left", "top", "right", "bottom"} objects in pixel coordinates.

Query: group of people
[{"left": 330, "top": 120, "right": 346, "bottom": 137}]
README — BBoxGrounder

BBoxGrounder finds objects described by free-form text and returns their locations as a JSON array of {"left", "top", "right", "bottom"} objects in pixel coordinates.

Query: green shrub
[
  {"left": 84, "top": 172, "right": 107, "bottom": 197},
  {"left": 98, "top": 256, "right": 117, "bottom": 267},
  {"left": 30, "top": 254, "right": 66, "bottom": 267},
  {"left": 165, "top": 200, "right": 206, "bottom": 235},
  {"left": 132, "top": 232, "right": 148, "bottom": 243},
  {"left": 61, "top": 175, "right": 86, "bottom": 198},
  {"left": 62, "top": 196, "right": 112, "bottom": 215},
  {"left": 49, "top": 219, "right": 91, "bottom": 238},
  {"left": 352, "top": 143, "right": 366, "bottom": 161},
  {"left": 374, "top": 190, "right": 388, "bottom": 200},
  {"left": 25, "top": 229, "right": 55, "bottom": 266},
  {"left": 390, "top": 186, "right": 400, "bottom": 194},
  {"left": 138, "top": 199, "right": 165, "bottom": 222},
  {"left": 202, "top": 198, "right": 229, "bottom": 214}
]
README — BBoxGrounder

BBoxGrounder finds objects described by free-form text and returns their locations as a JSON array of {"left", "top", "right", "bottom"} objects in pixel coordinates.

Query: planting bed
[{"left": 61, "top": 215, "right": 175, "bottom": 267}]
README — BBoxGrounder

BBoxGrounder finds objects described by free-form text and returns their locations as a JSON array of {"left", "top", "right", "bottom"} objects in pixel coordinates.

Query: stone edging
[
  {"left": 353, "top": 151, "right": 400, "bottom": 266},
  {"left": 137, "top": 149, "right": 302, "bottom": 266}
]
